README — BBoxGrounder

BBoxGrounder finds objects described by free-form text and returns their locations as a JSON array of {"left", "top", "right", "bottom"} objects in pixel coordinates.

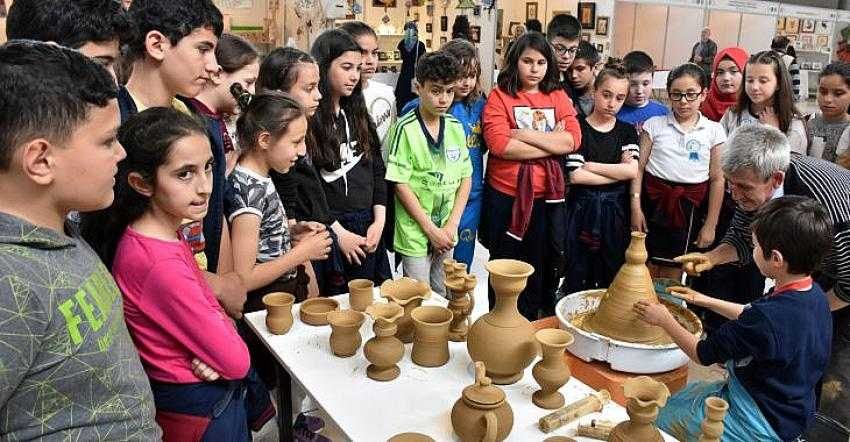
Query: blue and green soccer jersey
[{"left": 385, "top": 109, "right": 472, "bottom": 257}]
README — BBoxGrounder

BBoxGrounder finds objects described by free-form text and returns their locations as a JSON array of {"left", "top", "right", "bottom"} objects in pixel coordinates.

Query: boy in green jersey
[{"left": 385, "top": 51, "right": 472, "bottom": 296}]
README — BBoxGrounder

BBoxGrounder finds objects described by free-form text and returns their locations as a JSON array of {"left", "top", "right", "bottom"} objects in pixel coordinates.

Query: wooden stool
[{"left": 532, "top": 316, "right": 688, "bottom": 406}]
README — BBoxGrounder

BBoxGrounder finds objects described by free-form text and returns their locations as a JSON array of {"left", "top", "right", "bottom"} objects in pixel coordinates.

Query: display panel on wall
[{"left": 578, "top": 2, "right": 596, "bottom": 29}]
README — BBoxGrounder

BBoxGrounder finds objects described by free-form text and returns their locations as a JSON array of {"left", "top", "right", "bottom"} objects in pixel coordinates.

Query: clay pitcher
[
  {"left": 380, "top": 278, "right": 431, "bottom": 343},
  {"left": 348, "top": 279, "right": 375, "bottom": 312},
  {"left": 263, "top": 292, "right": 295, "bottom": 335},
  {"left": 609, "top": 376, "right": 670, "bottom": 442},
  {"left": 583, "top": 232, "right": 668, "bottom": 344},
  {"left": 410, "top": 306, "right": 453, "bottom": 367},
  {"left": 698, "top": 397, "right": 729, "bottom": 442},
  {"left": 451, "top": 361, "right": 514, "bottom": 442},
  {"left": 532, "top": 328, "right": 574, "bottom": 409},
  {"left": 326, "top": 309, "right": 365, "bottom": 357},
  {"left": 467, "top": 259, "right": 538, "bottom": 384},
  {"left": 364, "top": 303, "right": 405, "bottom": 381}
]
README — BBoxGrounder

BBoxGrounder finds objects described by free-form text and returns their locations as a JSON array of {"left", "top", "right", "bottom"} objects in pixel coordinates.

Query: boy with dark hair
[
  {"left": 6, "top": 0, "right": 131, "bottom": 80},
  {"left": 385, "top": 51, "right": 472, "bottom": 296},
  {"left": 0, "top": 40, "right": 159, "bottom": 440},
  {"left": 111, "top": 0, "right": 247, "bottom": 318},
  {"left": 569, "top": 40, "right": 600, "bottom": 119},
  {"left": 546, "top": 13, "right": 582, "bottom": 100},
  {"left": 525, "top": 19, "right": 542, "bottom": 33},
  {"left": 617, "top": 50, "right": 669, "bottom": 129},
  {"left": 635, "top": 195, "right": 833, "bottom": 441}
]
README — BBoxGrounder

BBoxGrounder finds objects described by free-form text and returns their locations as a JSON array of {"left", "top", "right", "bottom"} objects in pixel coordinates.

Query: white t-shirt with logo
[
  {"left": 363, "top": 79, "right": 397, "bottom": 146},
  {"left": 643, "top": 113, "right": 727, "bottom": 184}
]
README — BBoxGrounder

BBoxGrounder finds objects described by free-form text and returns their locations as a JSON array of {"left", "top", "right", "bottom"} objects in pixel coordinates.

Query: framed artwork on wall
[
  {"left": 426, "top": 23, "right": 432, "bottom": 33},
  {"left": 526, "top": 2, "right": 537, "bottom": 21},
  {"left": 440, "top": 36, "right": 447, "bottom": 46},
  {"left": 470, "top": 26, "right": 481, "bottom": 43},
  {"left": 776, "top": 17, "right": 785, "bottom": 31},
  {"left": 581, "top": 32, "right": 591, "bottom": 42},
  {"left": 440, "top": 15, "right": 447, "bottom": 32},
  {"left": 816, "top": 34, "right": 829, "bottom": 48},
  {"left": 578, "top": 2, "right": 596, "bottom": 29},
  {"left": 508, "top": 21, "right": 521, "bottom": 37},
  {"left": 596, "top": 16, "right": 609, "bottom": 36},
  {"left": 372, "top": 0, "right": 396, "bottom": 6},
  {"left": 496, "top": 9, "right": 503, "bottom": 39},
  {"left": 801, "top": 19, "right": 815, "bottom": 33},
  {"left": 785, "top": 17, "right": 799, "bottom": 34}
]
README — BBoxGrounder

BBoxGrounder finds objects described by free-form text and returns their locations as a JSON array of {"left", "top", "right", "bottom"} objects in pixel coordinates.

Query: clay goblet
[
  {"left": 532, "top": 328, "right": 574, "bottom": 409},
  {"left": 348, "top": 279, "right": 375, "bottom": 312},
  {"left": 364, "top": 303, "right": 405, "bottom": 381},
  {"left": 326, "top": 309, "right": 365, "bottom": 357},
  {"left": 410, "top": 306, "right": 453, "bottom": 367},
  {"left": 263, "top": 292, "right": 295, "bottom": 335}
]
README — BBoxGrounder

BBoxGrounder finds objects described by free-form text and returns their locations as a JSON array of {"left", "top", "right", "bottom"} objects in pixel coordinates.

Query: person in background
[
  {"left": 482, "top": 32, "right": 581, "bottom": 319},
  {"left": 616, "top": 51, "right": 668, "bottom": 129},
  {"left": 720, "top": 50, "right": 807, "bottom": 154},
  {"left": 689, "top": 27, "right": 717, "bottom": 78},
  {"left": 451, "top": 14, "right": 472, "bottom": 41},
  {"left": 395, "top": 21, "right": 426, "bottom": 115},
  {"left": 701, "top": 47, "right": 748, "bottom": 122},
  {"left": 569, "top": 41, "right": 600, "bottom": 119},
  {"left": 186, "top": 33, "right": 259, "bottom": 176},
  {"left": 525, "top": 19, "right": 542, "bottom": 34},
  {"left": 6, "top": 0, "right": 131, "bottom": 81},
  {"left": 546, "top": 14, "right": 582, "bottom": 100},
  {"left": 771, "top": 36, "right": 802, "bottom": 102},
  {"left": 807, "top": 62, "right": 850, "bottom": 165}
]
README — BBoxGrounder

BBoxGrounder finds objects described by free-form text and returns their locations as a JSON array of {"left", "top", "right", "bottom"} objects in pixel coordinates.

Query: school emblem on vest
[{"left": 446, "top": 146, "right": 462, "bottom": 162}]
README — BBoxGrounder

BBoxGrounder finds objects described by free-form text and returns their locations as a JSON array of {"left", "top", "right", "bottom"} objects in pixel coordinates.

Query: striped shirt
[{"left": 722, "top": 154, "right": 850, "bottom": 302}]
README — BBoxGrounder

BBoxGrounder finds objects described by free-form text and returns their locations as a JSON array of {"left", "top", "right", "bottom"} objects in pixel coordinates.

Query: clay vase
[
  {"left": 263, "top": 292, "right": 295, "bottom": 335},
  {"left": 583, "top": 232, "right": 668, "bottom": 344},
  {"left": 698, "top": 397, "right": 729, "bottom": 442},
  {"left": 410, "top": 306, "right": 453, "bottom": 367},
  {"left": 532, "top": 328, "right": 574, "bottom": 409},
  {"left": 609, "top": 376, "right": 670, "bottom": 442},
  {"left": 348, "top": 279, "right": 375, "bottom": 312},
  {"left": 364, "top": 303, "right": 405, "bottom": 381},
  {"left": 380, "top": 278, "right": 431, "bottom": 343},
  {"left": 451, "top": 361, "right": 514, "bottom": 442},
  {"left": 467, "top": 259, "right": 538, "bottom": 384},
  {"left": 326, "top": 309, "right": 365, "bottom": 357},
  {"left": 446, "top": 273, "right": 477, "bottom": 342}
]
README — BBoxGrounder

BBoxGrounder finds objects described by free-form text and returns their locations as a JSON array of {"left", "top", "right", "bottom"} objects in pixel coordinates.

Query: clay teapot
[
  {"left": 451, "top": 361, "right": 513, "bottom": 442},
  {"left": 364, "top": 303, "right": 405, "bottom": 381},
  {"left": 263, "top": 292, "right": 295, "bottom": 335},
  {"left": 609, "top": 376, "right": 670, "bottom": 442},
  {"left": 467, "top": 259, "right": 537, "bottom": 384},
  {"left": 380, "top": 277, "right": 431, "bottom": 343}
]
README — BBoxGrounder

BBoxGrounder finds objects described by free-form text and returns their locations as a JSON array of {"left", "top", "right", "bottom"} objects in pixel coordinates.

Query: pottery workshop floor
[{"left": 253, "top": 242, "right": 728, "bottom": 441}]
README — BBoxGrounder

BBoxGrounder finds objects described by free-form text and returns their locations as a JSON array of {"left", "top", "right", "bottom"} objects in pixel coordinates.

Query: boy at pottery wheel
[{"left": 633, "top": 195, "right": 833, "bottom": 441}]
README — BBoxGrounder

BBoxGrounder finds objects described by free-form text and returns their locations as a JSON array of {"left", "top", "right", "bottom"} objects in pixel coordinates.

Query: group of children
[{"left": 0, "top": 0, "right": 848, "bottom": 439}]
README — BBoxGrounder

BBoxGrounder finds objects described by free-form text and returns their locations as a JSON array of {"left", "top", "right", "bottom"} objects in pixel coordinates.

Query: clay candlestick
[
  {"left": 446, "top": 273, "right": 476, "bottom": 342},
  {"left": 532, "top": 328, "right": 575, "bottom": 409},
  {"left": 699, "top": 397, "right": 729, "bottom": 442}
]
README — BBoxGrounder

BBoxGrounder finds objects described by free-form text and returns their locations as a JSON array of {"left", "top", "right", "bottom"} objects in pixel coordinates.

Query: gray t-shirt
[
  {"left": 806, "top": 113, "right": 850, "bottom": 163},
  {"left": 226, "top": 165, "right": 294, "bottom": 279},
  {"left": 0, "top": 212, "right": 159, "bottom": 441}
]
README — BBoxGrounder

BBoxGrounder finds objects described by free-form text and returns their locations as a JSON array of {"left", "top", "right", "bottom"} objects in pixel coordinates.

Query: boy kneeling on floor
[{"left": 634, "top": 195, "right": 833, "bottom": 441}]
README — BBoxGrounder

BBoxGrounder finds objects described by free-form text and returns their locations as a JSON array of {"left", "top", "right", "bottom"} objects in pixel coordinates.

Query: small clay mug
[
  {"left": 327, "top": 309, "right": 366, "bottom": 357},
  {"left": 263, "top": 292, "right": 295, "bottom": 335},
  {"left": 348, "top": 279, "right": 375, "bottom": 312},
  {"left": 410, "top": 305, "right": 453, "bottom": 367}
]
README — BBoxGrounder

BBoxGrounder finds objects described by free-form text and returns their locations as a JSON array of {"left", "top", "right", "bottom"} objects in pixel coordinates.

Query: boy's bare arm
[{"left": 667, "top": 286, "right": 745, "bottom": 320}]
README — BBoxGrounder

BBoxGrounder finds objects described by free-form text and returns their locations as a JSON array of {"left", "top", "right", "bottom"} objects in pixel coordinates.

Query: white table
[{"left": 245, "top": 291, "right": 678, "bottom": 441}]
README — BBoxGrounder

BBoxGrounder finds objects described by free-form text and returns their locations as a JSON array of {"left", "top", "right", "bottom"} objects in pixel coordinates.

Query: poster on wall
[
  {"left": 786, "top": 17, "right": 799, "bottom": 34},
  {"left": 216, "top": 0, "right": 253, "bottom": 9},
  {"left": 578, "top": 2, "right": 596, "bottom": 29},
  {"left": 834, "top": 23, "right": 850, "bottom": 62}
]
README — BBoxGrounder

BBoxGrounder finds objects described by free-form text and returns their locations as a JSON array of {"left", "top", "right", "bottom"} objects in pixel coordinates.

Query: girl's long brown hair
[{"left": 734, "top": 50, "right": 800, "bottom": 133}]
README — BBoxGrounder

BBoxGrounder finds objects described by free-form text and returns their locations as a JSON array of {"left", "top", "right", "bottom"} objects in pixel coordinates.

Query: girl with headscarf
[{"left": 701, "top": 47, "right": 748, "bottom": 121}]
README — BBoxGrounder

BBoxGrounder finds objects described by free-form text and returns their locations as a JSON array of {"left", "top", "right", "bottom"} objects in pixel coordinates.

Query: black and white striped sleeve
[
  {"left": 826, "top": 225, "right": 850, "bottom": 302},
  {"left": 721, "top": 209, "right": 755, "bottom": 266}
]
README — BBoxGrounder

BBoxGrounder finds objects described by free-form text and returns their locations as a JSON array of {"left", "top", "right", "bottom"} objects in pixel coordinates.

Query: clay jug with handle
[
  {"left": 451, "top": 361, "right": 513, "bottom": 442},
  {"left": 467, "top": 259, "right": 537, "bottom": 384}
]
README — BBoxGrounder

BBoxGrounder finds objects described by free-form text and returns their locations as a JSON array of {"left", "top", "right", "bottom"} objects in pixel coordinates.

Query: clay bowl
[
  {"left": 299, "top": 298, "right": 340, "bottom": 326},
  {"left": 387, "top": 433, "right": 435, "bottom": 442}
]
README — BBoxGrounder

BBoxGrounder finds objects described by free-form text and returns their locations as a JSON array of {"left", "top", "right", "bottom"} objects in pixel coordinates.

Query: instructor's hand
[{"left": 674, "top": 252, "right": 713, "bottom": 276}]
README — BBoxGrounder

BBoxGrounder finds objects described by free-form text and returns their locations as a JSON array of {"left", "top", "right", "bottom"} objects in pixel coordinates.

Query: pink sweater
[{"left": 113, "top": 228, "right": 250, "bottom": 383}]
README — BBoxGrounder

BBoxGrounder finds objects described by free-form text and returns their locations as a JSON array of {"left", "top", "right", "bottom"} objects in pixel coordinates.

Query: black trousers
[{"left": 480, "top": 185, "right": 565, "bottom": 320}]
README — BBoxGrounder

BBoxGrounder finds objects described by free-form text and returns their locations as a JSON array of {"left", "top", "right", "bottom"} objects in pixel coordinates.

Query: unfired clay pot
[
  {"left": 387, "top": 433, "right": 435, "bottom": 442},
  {"left": 609, "top": 376, "right": 670, "bottom": 442},
  {"left": 467, "top": 259, "right": 538, "bottom": 384},
  {"left": 263, "top": 292, "right": 295, "bottom": 335},
  {"left": 380, "top": 277, "right": 430, "bottom": 343},
  {"left": 410, "top": 306, "right": 453, "bottom": 367},
  {"left": 451, "top": 361, "right": 514, "bottom": 442},
  {"left": 364, "top": 303, "right": 405, "bottom": 381},
  {"left": 299, "top": 297, "right": 339, "bottom": 326},
  {"left": 348, "top": 279, "right": 375, "bottom": 312},
  {"left": 582, "top": 232, "right": 668, "bottom": 344},
  {"left": 532, "top": 328, "right": 574, "bottom": 409},
  {"left": 699, "top": 397, "right": 729, "bottom": 442},
  {"left": 446, "top": 272, "right": 476, "bottom": 342},
  {"left": 326, "top": 309, "right": 365, "bottom": 357}
]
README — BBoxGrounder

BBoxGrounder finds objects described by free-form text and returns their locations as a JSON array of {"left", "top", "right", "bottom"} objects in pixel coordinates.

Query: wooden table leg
[{"left": 277, "top": 364, "right": 294, "bottom": 442}]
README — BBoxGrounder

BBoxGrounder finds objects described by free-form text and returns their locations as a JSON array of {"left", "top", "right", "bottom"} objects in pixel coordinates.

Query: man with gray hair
[{"left": 677, "top": 124, "right": 850, "bottom": 435}]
